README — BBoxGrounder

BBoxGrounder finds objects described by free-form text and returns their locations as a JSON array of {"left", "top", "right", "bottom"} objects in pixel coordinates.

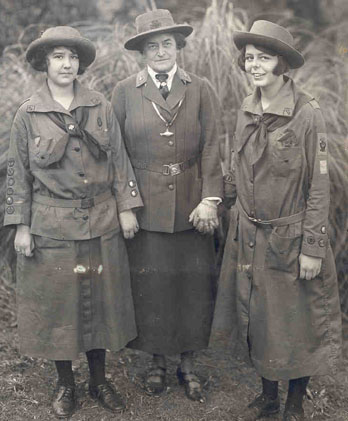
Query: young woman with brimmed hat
[
  {"left": 4, "top": 26, "right": 143, "bottom": 418},
  {"left": 211, "top": 20, "right": 342, "bottom": 421},
  {"left": 112, "top": 9, "right": 223, "bottom": 402}
]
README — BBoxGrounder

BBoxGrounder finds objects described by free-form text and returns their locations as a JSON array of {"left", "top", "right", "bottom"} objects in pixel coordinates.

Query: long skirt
[
  {"left": 126, "top": 229, "right": 216, "bottom": 355},
  {"left": 16, "top": 229, "right": 136, "bottom": 360}
]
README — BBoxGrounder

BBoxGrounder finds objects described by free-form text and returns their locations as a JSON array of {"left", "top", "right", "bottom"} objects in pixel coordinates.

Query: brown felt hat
[
  {"left": 26, "top": 26, "right": 96, "bottom": 70},
  {"left": 233, "top": 20, "right": 304, "bottom": 69},
  {"left": 125, "top": 9, "right": 193, "bottom": 51}
]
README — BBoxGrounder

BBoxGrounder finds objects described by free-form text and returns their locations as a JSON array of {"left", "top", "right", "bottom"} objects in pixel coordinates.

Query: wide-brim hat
[
  {"left": 26, "top": 26, "right": 96, "bottom": 70},
  {"left": 125, "top": 9, "right": 193, "bottom": 51},
  {"left": 233, "top": 20, "right": 304, "bottom": 69}
]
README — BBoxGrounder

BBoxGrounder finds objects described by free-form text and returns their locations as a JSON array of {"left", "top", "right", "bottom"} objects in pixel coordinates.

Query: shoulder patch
[{"left": 309, "top": 99, "right": 320, "bottom": 109}]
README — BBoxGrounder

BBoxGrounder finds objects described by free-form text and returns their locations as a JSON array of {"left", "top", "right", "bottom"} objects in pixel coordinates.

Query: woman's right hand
[{"left": 15, "top": 224, "right": 34, "bottom": 257}]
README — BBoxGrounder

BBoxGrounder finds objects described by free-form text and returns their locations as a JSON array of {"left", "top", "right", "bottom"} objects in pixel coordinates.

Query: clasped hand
[
  {"left": 189, "top": 200, "right": 219, "bottom": 235},
  {"left": 119, "top": 209, "right": 139, "bottom": 239}
]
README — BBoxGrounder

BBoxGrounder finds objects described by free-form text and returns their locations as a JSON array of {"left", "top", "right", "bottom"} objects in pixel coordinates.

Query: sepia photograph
[{"left": 0, "top": 0, "right": 347, "bottom": 420}]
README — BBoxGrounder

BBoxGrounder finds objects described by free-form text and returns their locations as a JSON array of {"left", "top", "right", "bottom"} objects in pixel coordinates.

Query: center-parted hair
[{"left": 28, "top": 45, "right": 88, "bottom": 75}]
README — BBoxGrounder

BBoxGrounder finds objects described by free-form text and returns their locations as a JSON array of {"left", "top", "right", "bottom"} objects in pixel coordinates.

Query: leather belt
[
  {"left": 32, "top": 190, "right": 112, "bottom": 209},
  {"left": 131, "top": 155, "right": 199, "bottom": 176},
  {"left": 236, "top": 199, "right": 305, "bottom": 227}
]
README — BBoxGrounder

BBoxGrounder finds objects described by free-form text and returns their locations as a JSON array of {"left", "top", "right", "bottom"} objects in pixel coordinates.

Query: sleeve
[
  {"left": 106, "top": 102, "right": 143, "bottom": 213},
  {"left": 111, "top": 82, "right": 126, "bottom": 139},
  {"left": 222, "top": 131, "right": 237, "bottom": 208},
  {"left": 3, "top": 110, "right": 33, "bottom": 227},
  {"left": 199, "top": 78, "right": 223, "bottom": 200},
  {"left": 301, "top": 103, "right": 330, "bottom": 259}
]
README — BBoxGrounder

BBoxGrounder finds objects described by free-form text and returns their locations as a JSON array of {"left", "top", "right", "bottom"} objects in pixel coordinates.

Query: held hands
[
  {"left": 299, "top": 253, "right": 322, "bottom": 280},
  {"left": 189, "top": 200, "right": 219, "bottom": 235},
  {"left": 119, "top": 209, "right": 139, "bottom": 239},
  {"left": 15, "top": 224, "right": 34, "bottom": 257}
]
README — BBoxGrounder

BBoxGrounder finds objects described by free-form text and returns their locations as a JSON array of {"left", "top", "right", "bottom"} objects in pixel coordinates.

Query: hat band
[{"left": 137, "top": 17, "right": 175, "bottom": 34}]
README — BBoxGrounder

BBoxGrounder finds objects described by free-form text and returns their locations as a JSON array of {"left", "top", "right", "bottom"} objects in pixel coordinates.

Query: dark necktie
[{"left": 155, "top": 73, "right": 169, "bottom": 100}]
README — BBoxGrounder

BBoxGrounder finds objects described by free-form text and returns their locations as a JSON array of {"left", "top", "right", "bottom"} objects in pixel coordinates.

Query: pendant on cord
[{"left": 160, "top": 125, "right": 174, "bottom": 137}]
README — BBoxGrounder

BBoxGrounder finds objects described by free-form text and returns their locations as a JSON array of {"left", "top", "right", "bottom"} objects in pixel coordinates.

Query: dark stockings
[
  {"left": 286, "top": 376, "right": 310, "bottom": 412},
  {"left": 262, "top": 377, "right": 279, "bottom": 400},
  {"left": 55, "top": 360, "right": 74, "bottom": 387},
  {"left": 86, "top": 348, "right": 106, "bottom": 386}
]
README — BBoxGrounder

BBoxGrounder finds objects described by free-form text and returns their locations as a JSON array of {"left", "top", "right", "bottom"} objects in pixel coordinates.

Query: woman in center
[{"left": 112, "top": 9, "right": 222, "bottom": 401}]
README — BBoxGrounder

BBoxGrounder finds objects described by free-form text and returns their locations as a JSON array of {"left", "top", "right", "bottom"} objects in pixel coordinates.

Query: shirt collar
[
  {"left": 241, "top": 76, "right": 296, "bottom": 117},
  {"left": 25, "top": 80, "right": 101, "bottom": 114},
  {"left": 147, "top": 63, "right": 178, "bottom": 91}
]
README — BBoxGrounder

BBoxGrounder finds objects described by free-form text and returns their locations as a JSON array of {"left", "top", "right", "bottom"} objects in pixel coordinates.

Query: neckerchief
[
  {"left": 240, "top": 88, "right": 312, "bottom": 165},
  {"left": 44, "top": 107, "right": 107, "bottom": 167}
]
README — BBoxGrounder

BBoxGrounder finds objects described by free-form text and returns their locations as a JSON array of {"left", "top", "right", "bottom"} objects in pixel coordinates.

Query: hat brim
[
  {"left": 26, "top": 37, "right": 96, "bottom": 70},
  {"left": 124, "top": 24, "right": 193, "bottom": 51},
  {"left": 233, "top": 31, "right": 304, "bottom": 69}
]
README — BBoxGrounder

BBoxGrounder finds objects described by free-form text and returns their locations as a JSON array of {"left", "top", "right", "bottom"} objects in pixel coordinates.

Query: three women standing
[
  {"left": 212, "top": 20, "right": 342, "bottom": 421},
  {"left": 112, "top": 9, "right": 222, "bottom": 402},
  {"left": 4, "top": 26, "right": 143, "bottom": 418}
]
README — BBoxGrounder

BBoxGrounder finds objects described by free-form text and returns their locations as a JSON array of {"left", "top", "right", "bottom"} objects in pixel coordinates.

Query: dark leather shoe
[
  {"left": 144, "top": 366, "right": 166, "bottom": 396},
  {"left": 283, "top": 408, "right": 305, "bottom": 420},
  {"left": 176, "top": 367, "right": 205, "bottom": 403},
  {"left": 89, "top": 382, "right": 125, "bottom": 413},
  {"left": 52, "top": 384, "right": 76, "bottom": 418},
  {"left": 247, "top": 393, "right": 280, "bottom": 418}
]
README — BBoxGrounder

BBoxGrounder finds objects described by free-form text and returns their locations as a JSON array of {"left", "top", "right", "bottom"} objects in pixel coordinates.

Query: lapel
[
  {"left": 166, "top": 73, "right": 186, "bottom": 110},
  {"left": 136, "top": 69, "right": 172, "bottom": 116}
]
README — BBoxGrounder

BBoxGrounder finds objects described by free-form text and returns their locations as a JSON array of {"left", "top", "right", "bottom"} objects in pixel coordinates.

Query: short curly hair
[
  {"left": 139, "top": 32, "right": 186, "bottom": 54},
  {"left": 28, "top": 45, "right": 88, "bottom": 75},
  {"left": 237, "top": 45, "right": 289, "bottom": 76}
]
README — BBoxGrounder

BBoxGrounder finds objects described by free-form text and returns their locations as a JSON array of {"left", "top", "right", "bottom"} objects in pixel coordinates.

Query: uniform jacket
[
  {"left": 111, "top": 67, "right": 223, "bottom": 233},
  {"left": 211, "top": 78, "right": 342, "bottom": 379},
  {"left": 4, "top": 81, "right": 143, "bottom": 239}
]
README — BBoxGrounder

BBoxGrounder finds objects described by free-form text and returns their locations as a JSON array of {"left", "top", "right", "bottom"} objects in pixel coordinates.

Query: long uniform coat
[
  {"left": 4, "top": 81, "right": 143, "bottom": 360},
  {"left": 111, "top": 67, "right": 223, "bottom": 355},
  {"left": 211, "top": 78, "right": 342, "bottom": 380}
]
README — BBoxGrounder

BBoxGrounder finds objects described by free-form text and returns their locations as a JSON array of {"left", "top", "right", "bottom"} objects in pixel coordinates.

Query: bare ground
[{"left": 1, "top": 281, "right": 348, "bottom": 421}]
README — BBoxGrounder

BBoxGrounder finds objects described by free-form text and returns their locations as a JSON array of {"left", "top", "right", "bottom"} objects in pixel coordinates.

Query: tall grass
[{"left": 0, "top": 0, "right": 347, "bottom": 285}]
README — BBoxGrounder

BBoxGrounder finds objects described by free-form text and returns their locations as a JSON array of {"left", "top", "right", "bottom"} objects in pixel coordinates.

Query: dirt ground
[{"left": 1, "top": 282, "right": 348, "bottom": 421}]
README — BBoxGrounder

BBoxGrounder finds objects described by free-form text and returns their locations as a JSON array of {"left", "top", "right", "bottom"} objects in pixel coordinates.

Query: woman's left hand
[
  {"left": 189, "top": 200, "right": 219, "bottom": 235},
  {"left": 119, "top": 209, "right": 139, "bottom": 239},
  {"left": 299, "top": 253, "right": 322, "bottom": 280}
]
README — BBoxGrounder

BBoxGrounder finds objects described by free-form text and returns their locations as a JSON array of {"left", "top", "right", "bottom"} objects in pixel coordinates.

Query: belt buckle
[
  {"left": 81, "top": 197, "right": 94, "bottom": 209},
  {"left": 163, "top": 162, "right": 183, "bottom": 176}
]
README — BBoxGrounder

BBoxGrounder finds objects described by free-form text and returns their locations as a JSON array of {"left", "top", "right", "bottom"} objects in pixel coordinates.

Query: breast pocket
[{"left": 30, "top": 136, "right": 58, "bottom": 169}]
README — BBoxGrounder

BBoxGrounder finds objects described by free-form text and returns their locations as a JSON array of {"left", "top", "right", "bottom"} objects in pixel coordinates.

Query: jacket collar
[
  {"left": 135, "top": 66, "right": 191, "bottom": 115},
  {"left": 135, "top": 65, "right": 191, "bottom": 87},
  {"left": 25, "top": 80, "right": 101, "bottom": 114},
  {"left": 241, "top": 76, "right": 295, "bottom": 117}
]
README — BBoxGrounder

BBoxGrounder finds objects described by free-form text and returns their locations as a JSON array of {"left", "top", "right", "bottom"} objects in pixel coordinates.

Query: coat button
[
  {"left": 83, "top": 215, "right": 89, "bottom": 221},
  {"left": 74, "top": 147, "right": 81, "bottom": 152},
  {"left": 128, "top": 180, "right": 136, "bottom": 188},
  {"left": 81, "top": 194, "right": 87, "bottom": 199},
  {"left": 321, "top": 226, "right": 326, "bottom": 234},
  {"left": 79, "top": 172, "right": 85, "bottom": 177},
  {"left": 6, "top": 206, "right": 14, "bottom": 214},
  {"left": 131, "top": 189, "right": 138, "bottom": 197},
  {"left": 248, "top": 241, "right": 254, "bottom": 248},
  {"left": 307, "top": 236, "right": 315, "bottom": 245},
  {"left": 168, "top": 184, "right": 174, "bottom": 190},
  {"left": 318, "top": 239, "right": 325, "bottom": 247},
  {"left": 168, "top": 140, "right": 174, "bottom": 146}
]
